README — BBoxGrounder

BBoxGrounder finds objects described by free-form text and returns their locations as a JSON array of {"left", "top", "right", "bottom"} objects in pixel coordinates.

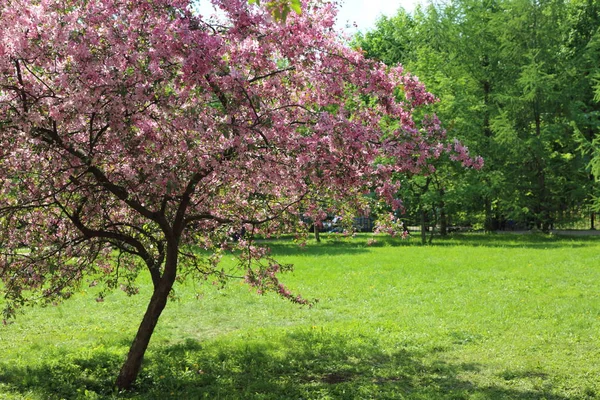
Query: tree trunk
[
  {"left": 115, "top": 277, "right": 174, "bottom": 389},
  {"left": 591, "top": 211, "right": 595, "bottom": 230},
  {"left": 484, "top": 199, "right": 493, "bottom": 232},
  {"left": 440, "top": 206, "right": 447, "bottom": 236},
  {"left": 314, "top": 223, "right": 320, "bottom": 243},
  {"left": 429, "top": 204, "right": 437, "bottom": 244},
  {"left": 115, "top": 245, "right": 178, "bottom": 390},
  {"left": 420, "top": 209, "right": 427, "bottom": 245}
]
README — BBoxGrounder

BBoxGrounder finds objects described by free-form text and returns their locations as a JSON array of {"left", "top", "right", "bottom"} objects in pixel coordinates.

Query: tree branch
[
  {"left": 62, "top": 197, "right": 162, "bottom": 286},
  {"left": 32, "top": 126, "right": 162, "bottom": 225},
  {"left": 248, "top": 67, "right": 295, "bottom": 84}
]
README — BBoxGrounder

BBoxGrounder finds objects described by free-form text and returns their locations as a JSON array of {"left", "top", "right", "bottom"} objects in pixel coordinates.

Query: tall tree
[
  {"left": 0, "top": 0, "right": 480, "bottom": 389},
  {"left": 492, "top": 0, "right": 590, "bottom": 231},
  {"left": 566, "top": 0, "right": 600, "bottom": 221},
  {"left": 358, "top": 0, "right": 597, "bottom": 231},
  {"left": 357, "top": 1, "right": 500, "bottom": 231}
]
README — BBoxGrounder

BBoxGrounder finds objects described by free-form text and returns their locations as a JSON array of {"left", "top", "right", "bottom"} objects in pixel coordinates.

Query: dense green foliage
[
  {"left": 356, "top": 0, "right": 600, "bottom": 232},
  {"left": 1, "top": 233, "right": 599, "bottom": 399}
]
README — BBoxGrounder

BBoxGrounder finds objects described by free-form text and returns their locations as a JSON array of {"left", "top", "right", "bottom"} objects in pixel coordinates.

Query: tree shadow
[
  {"left": 426, "top": 232, "right": 600, "bottom": 249},
  {"left": 267, "top": 238, "right": 371, "bottom": 257},
  {"left": 290, "top": 232, "right": 600, "bottom": 251},
  {"left": 0, "top": 350, "right": 121, "bottom": 399},
  {"left": 0, "top": 330, "right": 579, "bottom": 399},
  {"left": 231, "top": 232, "right": 600, "bottom": 259}
]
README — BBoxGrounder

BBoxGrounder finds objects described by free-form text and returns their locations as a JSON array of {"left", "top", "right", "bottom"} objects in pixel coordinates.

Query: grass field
[{"left": 1, "top": 233, "right": 599, "bottom": 399}]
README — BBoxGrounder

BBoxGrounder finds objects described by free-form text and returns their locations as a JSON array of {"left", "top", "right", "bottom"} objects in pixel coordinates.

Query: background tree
[
  {"left": 357, "top": 0, "right": 599, "bottom": 231},
  {"left": 356, "top": 1, "right": 502, "bottom": 231},
  {"left": 567, "top": 0, "right": 600, "bottom": 222}
]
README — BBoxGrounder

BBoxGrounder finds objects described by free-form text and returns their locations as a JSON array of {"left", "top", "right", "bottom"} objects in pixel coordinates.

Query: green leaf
[
  {"left": 290, "top": 0, "right": 302, "bottom": 15},
  {"left": 272, "top": 7, "right": 281, "bottom": 21},
  {"left": 281, "top": 6, "right": 290, "bottom": 22}
]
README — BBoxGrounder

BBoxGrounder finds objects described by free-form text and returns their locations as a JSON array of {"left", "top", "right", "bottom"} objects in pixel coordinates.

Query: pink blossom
[{"left": 0, "top": 0, "right": 481, "bottom": 385}]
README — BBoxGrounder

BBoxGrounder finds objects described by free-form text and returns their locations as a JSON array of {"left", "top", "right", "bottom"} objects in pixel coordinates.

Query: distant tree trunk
[
  {"left": 420, "top": 209, "right": 427, "bottom": 245},
  {"left": 440, "top": 204, "right": 447, "bottom": 236},
  {"left": 482, "top": 79, "right": 495, "bottom": 234},
  {"left": 115, "top": 243, "right": 178, "bottom": 390},
  {"left": 429, "top": 203, "right": 438, "bottom": 244},
  {"left": 484, "top": 199, "right": 493, "bottom": 232},
  {"left": 533, "top": 101, "right": 551, "bottom": 234},
  {"left": 314, "top": 224, "right": 320, "bottom": 243},
  {"left": 591, "top": 212, "right": 595, "bottom": 230}
]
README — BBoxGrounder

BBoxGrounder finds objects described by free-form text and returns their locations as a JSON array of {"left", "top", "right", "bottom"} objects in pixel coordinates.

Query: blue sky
[
  {"left": 196, "top": 1, "right": 426, "bottom": 34},
  {"left": 336, "top": 0, "right": 425, "bottom": 33}
]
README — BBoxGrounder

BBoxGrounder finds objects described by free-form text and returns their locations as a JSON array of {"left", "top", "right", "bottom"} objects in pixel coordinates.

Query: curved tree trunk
[{"left": 115, "top": 244, "right": 178, "bottom": 390}]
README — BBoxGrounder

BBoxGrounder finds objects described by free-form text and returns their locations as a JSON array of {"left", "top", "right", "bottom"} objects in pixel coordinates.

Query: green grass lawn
[{"left": 1, "top": 233, "right": 599, "bottom": 399}]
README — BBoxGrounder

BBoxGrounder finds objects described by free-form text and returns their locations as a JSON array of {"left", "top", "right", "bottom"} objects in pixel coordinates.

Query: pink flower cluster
[{"left": 0, "top": 0, "right": 480, "bottom": 312}]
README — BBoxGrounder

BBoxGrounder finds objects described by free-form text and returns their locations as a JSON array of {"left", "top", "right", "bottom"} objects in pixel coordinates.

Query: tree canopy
[
  {"left": 0, "top": 0, "right": 479, "bottom": 389},
  {"left": 356, "top": 0, "right": 600, "bottom": 232}
]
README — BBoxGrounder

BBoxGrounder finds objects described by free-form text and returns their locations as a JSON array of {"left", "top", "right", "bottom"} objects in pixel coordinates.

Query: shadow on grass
[
  {"left": 0, "top": 330, "right": 577, "bottom": 400},
  {"left": 422, "top": 233, "right": 600, "bottom": 249},
  {"left": 267, "top": 239, "right": 371, "bottom": 257},
  {"left": 266, "top": 232, "right": 600, "bottom": 255},
  {"left": 429, "top": 232, "right": 600, "bottom": 249}
]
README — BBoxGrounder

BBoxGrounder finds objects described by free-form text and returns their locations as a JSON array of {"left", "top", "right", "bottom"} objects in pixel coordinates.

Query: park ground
[{"left": 0, "top": 232, "right": 599, "bottom": 399}]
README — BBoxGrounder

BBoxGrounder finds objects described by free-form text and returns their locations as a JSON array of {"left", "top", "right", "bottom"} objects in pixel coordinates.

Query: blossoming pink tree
[{"left": 0, "top": 0, "right": 481, "bottom": 389}]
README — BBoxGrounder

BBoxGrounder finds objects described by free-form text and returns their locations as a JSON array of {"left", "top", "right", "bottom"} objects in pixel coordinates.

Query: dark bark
[
  {"left": 440, "top": 209, "right": 447, "bottom": 236},
  {"left": 115, "top": 242, "right": 178, "bottom": 390},
  {"left": 314, "top": 223, "right": 320, "bottom": 243},
  {"left": 428, "top": 203, "right": 438, "bottom": 244},
  {"left": 420, "top": 209, "right": 427, "bottom": 245},
  {"left": 439, "top": 199, "right": 447, "bottom": 236},
  {"left": 535, "top": 159, "right": 550, "bottom": 233},
  {"left": 484, "top": 199, "right": 493, "bottom": 232}
]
